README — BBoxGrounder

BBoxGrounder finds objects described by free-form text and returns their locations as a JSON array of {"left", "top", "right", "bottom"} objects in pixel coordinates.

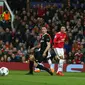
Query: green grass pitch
[{"left": 0, "top": 71, "right": 85, "bottom": 85}]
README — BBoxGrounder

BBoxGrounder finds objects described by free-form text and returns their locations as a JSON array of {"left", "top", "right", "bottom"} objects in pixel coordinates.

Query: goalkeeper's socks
[
  {"left": 37, "top": 64, "right": 53, "bottom": 75},
  {"left": 29, "top": 61, "right": 34, "bottom": 74}
]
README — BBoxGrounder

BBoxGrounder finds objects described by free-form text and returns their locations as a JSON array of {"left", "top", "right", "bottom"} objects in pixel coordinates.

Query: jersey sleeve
[{"left": 53, "top": 34, "right": 58, "bottom": 43}]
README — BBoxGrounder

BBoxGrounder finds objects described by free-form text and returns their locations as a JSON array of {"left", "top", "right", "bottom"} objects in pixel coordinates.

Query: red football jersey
[{"left": 53, "top": 32, "right": 67, "bottom": 48}]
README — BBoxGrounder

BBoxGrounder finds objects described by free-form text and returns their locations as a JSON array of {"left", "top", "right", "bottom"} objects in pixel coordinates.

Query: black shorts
[
  {"left": 34, "top": 49, "right": 47, "bottom": 63},
  {"left": 34, "top": 48, "right": 56, "bottom": 63}
]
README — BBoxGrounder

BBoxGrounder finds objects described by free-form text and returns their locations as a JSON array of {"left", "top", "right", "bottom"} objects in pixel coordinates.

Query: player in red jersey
[{"left": 53, "top": 26, "right": 67, "bottom": 76}]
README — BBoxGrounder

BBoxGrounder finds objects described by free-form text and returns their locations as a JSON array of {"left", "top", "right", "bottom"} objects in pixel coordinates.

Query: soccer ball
[{"left": 0, "top": 67, "right": 9, "bottom": 76}]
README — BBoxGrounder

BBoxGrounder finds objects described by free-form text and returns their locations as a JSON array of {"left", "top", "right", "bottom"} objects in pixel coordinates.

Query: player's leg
[
  {"left": 54, "top": 48, "right": 65, "bottom": 76},
  {"left": 46, "top": 49, "right": 54, "bottom": 73},
  {"left": 34, "top": 62, "right": 43, "bottom": 72},
  {"left": 47, "top": 57, "right": 54, "bottom": 73},
  {"left": 33, "top": 50, "right": 53, "bottom": 75},
  {"left": 26, "top": 54, "right": 35, "bottom": 75},
  {"left": 34, "top": 61, "right": 53, "bottom": 75},
  {"left": 34, "top": 50, "right": 41, "bottom": 72},
  {"left": 35, "top": 49, "right": 54, "bottom": 73}
]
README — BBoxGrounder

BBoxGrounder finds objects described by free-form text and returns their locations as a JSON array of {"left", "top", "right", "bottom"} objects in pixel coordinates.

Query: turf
[{"left": 0, "top": 71, "right": 85, "bottom": 85}]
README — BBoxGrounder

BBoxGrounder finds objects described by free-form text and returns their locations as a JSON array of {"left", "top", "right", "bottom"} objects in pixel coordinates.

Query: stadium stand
[{"left": 0, "top": 0, "right": 85, "bottom": 64}]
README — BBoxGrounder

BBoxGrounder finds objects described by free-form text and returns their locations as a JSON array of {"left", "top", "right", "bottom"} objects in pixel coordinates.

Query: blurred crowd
[{"left": 0, "top": 0, "right": 85, "bottom": 64}]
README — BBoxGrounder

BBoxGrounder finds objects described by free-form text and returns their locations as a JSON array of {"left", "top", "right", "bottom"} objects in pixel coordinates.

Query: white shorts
[{"left": 54, "top": 48, "right": 64, "bottom": 59}]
